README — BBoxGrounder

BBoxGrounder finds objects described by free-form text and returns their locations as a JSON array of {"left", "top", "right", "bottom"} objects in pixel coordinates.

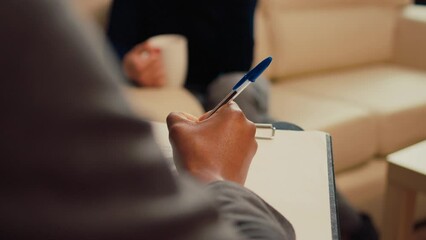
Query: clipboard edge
[{"left": 326, "top": 134, "right": 341, "bottom": 240}]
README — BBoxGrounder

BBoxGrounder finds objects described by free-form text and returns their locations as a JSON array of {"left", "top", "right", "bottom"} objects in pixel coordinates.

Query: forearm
[
  {"left": 1, "top": 173, "right": 242, "bottom": 240},
  {"left": 208, "top": 181, "right": 296, "bottom": 240}
]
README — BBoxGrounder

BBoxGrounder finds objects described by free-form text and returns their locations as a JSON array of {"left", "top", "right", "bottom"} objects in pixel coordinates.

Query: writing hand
[{"left": 166, "top": 102, "right": 257, "bottom": 185}]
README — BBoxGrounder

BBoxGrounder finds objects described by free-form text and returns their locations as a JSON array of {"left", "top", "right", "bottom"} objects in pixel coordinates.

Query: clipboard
[
  {"left": 245, "top": 126, "right": 339, "bottom": 240},
  {"left": 150, "top": 121, "right": 339, "bottom": 240}
]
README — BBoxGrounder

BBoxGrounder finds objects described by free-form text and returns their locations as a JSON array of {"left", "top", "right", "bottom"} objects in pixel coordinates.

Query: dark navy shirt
[{"left": 107, "top": 0, "right": 257, "bottom": 94}]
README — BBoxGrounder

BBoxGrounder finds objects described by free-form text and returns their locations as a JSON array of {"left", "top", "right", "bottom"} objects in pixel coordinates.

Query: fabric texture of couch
[{"left": 73, "top": 0, "right": 426, "bottom": 234}]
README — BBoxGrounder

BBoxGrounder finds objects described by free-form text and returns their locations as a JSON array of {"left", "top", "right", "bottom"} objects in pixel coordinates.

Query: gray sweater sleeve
[
  {"left": 0, "top": 1, "right": 294, "bottom": 239},
  {"left": 208, "top": 181, "right": 296, "bottom": 239}
]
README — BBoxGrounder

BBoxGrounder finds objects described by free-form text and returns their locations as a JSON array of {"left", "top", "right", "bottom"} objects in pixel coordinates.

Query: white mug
[{"left": 146, "top": 34, "right": 188, "bottom": 88}]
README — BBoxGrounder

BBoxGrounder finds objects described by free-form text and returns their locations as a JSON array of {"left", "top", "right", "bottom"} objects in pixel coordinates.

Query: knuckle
[
  {"left": 228, "top": 107, "right": 246, "bottom": 122},
  {"left": 248, "top": 121, "right": 257, "bottom": 137},
  {"left": 166, "top": 113, "right": 187, "bottom": 137},
  {"left": 166, "top": 112, "right": 180, "bottom": 126}
]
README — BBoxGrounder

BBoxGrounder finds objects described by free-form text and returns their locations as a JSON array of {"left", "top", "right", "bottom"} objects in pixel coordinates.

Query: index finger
[{"left": 199, "top": 101, "right": 242, "bottom": 121}]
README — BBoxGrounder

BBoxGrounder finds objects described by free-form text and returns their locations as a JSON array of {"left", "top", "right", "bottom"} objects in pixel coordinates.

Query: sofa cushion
[
  {"left": 279, "top": 64, "right": 426, "bottom": 156},
  {"left": 269, "top": 87, "right": 377, "bottom": 172},
  {"left": 335, "top": 158, "right": 388, "bottom": 231},
  {"left": 255, "top": 4, "right": 398, "bottom": 78},
  {"left": 124, "top": 87, "right": 205, "bottom": 122}
]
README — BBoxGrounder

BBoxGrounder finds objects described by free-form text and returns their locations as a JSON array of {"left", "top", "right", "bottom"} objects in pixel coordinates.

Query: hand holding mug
[
  {"left": 123, "top": 41, "right": 166, "bottom": 87},
  {"left": 123, "top": 34, "right": 188, "bottom": 88}
]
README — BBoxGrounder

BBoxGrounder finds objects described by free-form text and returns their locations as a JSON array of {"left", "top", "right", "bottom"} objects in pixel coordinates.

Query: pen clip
[{"left": 255, "top": 123, "right": 276, "bottom": 140}]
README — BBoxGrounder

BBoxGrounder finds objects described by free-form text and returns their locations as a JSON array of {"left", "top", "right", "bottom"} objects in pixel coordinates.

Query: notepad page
[{"left": 245, "top": 130, "right": 333, "bottom": 240}]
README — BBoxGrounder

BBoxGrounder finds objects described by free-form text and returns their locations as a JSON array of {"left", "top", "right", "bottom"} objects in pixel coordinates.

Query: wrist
[
  {"left": 188, "top": 168, "right": 247, "bottom": 185},
  {"left": 189, "top": 169, "right": 224, "bottom": 184}
]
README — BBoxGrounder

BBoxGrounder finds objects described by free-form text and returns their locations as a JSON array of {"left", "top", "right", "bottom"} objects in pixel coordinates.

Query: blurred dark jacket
[{"left": 107, "top": 0, "right": 257, "bottom": 94}]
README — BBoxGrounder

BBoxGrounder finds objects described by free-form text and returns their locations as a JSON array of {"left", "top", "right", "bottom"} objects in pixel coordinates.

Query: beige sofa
[{"left": 73, "top": 0, "right": 426, "bottom": 233}]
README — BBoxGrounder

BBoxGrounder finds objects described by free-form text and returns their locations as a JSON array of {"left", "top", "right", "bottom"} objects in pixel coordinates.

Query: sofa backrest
[
  {"left": 73, "top": 0, "right": 412, "bottom": 81},
  {"left": 254, "top": 0, "right": 411, "bottom": 80}
]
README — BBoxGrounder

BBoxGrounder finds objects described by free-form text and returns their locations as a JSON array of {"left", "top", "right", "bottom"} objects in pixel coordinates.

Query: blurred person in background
[{"left": 107, "top": 0, "right": 274, "bottom": 123}]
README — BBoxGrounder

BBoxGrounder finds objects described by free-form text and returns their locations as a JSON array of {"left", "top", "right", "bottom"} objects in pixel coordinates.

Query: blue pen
[{"left": 207, "top": 56, "right": 273, "bottom": 118}]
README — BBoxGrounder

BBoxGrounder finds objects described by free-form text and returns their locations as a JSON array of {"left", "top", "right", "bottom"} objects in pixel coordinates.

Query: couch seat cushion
[
  {"left": 270, "top": 87, "right": 377, "bottom": 172},
  {"left": 277, "top": 64, "right": 426, "bottom": 156},
  {"left": 124, "top": 87, "right": 204, "bottom": 122},
  {"left": 335, "top": 158, "right": 387, "bottom": 231}
]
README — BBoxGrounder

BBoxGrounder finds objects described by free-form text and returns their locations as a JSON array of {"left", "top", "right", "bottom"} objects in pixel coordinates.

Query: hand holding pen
[
  {"left": 167, "top": 102, "right": 258, "bottom": 184},
  {"left": 166, "top": 56, "right": 273, "bottom": 184}
]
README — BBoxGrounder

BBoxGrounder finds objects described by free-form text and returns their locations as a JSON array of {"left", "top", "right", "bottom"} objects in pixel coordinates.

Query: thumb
[{"left": 132, "top": 41, "right": 158, "bottom": 55}]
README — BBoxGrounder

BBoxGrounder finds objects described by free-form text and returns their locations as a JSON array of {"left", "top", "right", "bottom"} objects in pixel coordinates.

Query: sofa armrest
[
  {"left": 123, "top": 87, "right": 205, "bottom": 122},
  {"left": 394, "top": 5, "right": 426, "bottom": 69}
]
